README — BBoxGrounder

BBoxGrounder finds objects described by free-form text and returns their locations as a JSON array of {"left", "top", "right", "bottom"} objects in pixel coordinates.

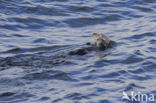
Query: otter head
[
  {"left": 92, "top": 33, "right": 110, "bottom": 50},
  {"left": 92, "top": 33, "right": 102, "bottom": 41}
]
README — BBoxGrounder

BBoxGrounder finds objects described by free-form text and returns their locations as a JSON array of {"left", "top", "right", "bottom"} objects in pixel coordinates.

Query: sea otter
[
  {"left": 68, "top": 33, "right": 111, "bottom": 55},
  {"left": 92, "top": 33, "right": 110, "bottom": 50}
]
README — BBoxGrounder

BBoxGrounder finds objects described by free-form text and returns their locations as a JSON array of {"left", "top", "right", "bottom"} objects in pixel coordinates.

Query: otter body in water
[{"left": 68, "top": 33, "right": 111, "bottom": 55}]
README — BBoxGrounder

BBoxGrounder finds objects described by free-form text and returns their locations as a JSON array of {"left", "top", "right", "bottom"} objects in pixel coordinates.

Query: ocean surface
[{"left": 0, "top": 0, "right": 156, "bottom": 103}]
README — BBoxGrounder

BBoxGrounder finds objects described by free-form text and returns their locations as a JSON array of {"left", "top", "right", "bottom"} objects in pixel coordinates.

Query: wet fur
[{"left": 92, "top": 33, "right": 110, "bottom": 50}]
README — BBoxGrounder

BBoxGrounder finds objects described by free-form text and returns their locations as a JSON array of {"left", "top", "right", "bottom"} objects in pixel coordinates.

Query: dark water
[{"left": 0, "top": 0, "right": 156, "bottom": 103}]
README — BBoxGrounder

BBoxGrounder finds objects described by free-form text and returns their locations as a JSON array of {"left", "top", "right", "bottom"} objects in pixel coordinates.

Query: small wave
[
  {"left": 124, "top": 83, "right": 145, "bottom": 91},
  {"left": 23, "top": 70, "right": 71, "bottom": 81},
  {"left": 23, "top": 5, "right": 69, "bottom": 16},
  {"left": 3, "top": 45, "right": 71, "bottom": 54},
  {"left": 12, "top": 34, "right": 30, "bottom": 37},
  {"left": 149, "top": 39, "right": 156, "bottom": 44},
  {"left": 37, "top": 96, "right": 50, "bottom": 102},
  {"left": 128, "top": 68, "right": 145, "bottom": 74},
  {"left": 142, "top": 61, "right": 156, "bottom": 72},
  {"left": 0, "top": 91, "right": 35, "bottom": 103},
  {"left": 31, "top": 0, "right": 69, "bottom": 3},
  {"left": 33, "top": 38, "right": 51, "bottom": 43},
  {"left": 66, "top": 5, "right": 96, "bottom": 12},
  {"left": 8, "top": 17, "right": 45, "bottom": 24},
  {"left": 122, "top": 55, "right": 144, "bottom": 64},
  {"left": 98, "top": 3, "right": 114, "bottom": 7},
  {"left": 0, "top": 92, "right": 15, "bottom": 97},
  {"left": 63, "top": 14, "right": 122, "bottom": 27},
  {"left": 123, "top": 32, "right": 156, "bottom": 40},
  {"left": 4, "top": 48, "right": 24, "bottom": 54},
  {"left": 131, "top": 5, "right": 154, "bottom": 12},
  {"left": 100, "top": 72, "right": 120, "bottom": 78},
  {"left": 0, "top": 25, "right": 18, "bottom": 31},
  {"left": 64, "top": 93, "right": 88, "bottom": 100}
]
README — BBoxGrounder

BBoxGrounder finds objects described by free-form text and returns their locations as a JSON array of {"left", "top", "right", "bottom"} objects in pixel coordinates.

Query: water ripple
[{"left": 64, "top": 14, "right": 122, "bottom": 27}]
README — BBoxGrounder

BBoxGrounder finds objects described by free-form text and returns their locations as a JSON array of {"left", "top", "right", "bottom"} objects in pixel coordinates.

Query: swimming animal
[
  {"left": 92, "top": 33, "right": 110, "bottom": 50},
  {"left": 68, "top": 33, "right": 111, "bottom": 55}
]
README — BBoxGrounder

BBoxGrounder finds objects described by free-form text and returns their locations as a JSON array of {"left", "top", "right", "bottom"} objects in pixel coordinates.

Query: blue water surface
[{"left": 0, "top": 0, "right": 156, "bottom": 103}]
